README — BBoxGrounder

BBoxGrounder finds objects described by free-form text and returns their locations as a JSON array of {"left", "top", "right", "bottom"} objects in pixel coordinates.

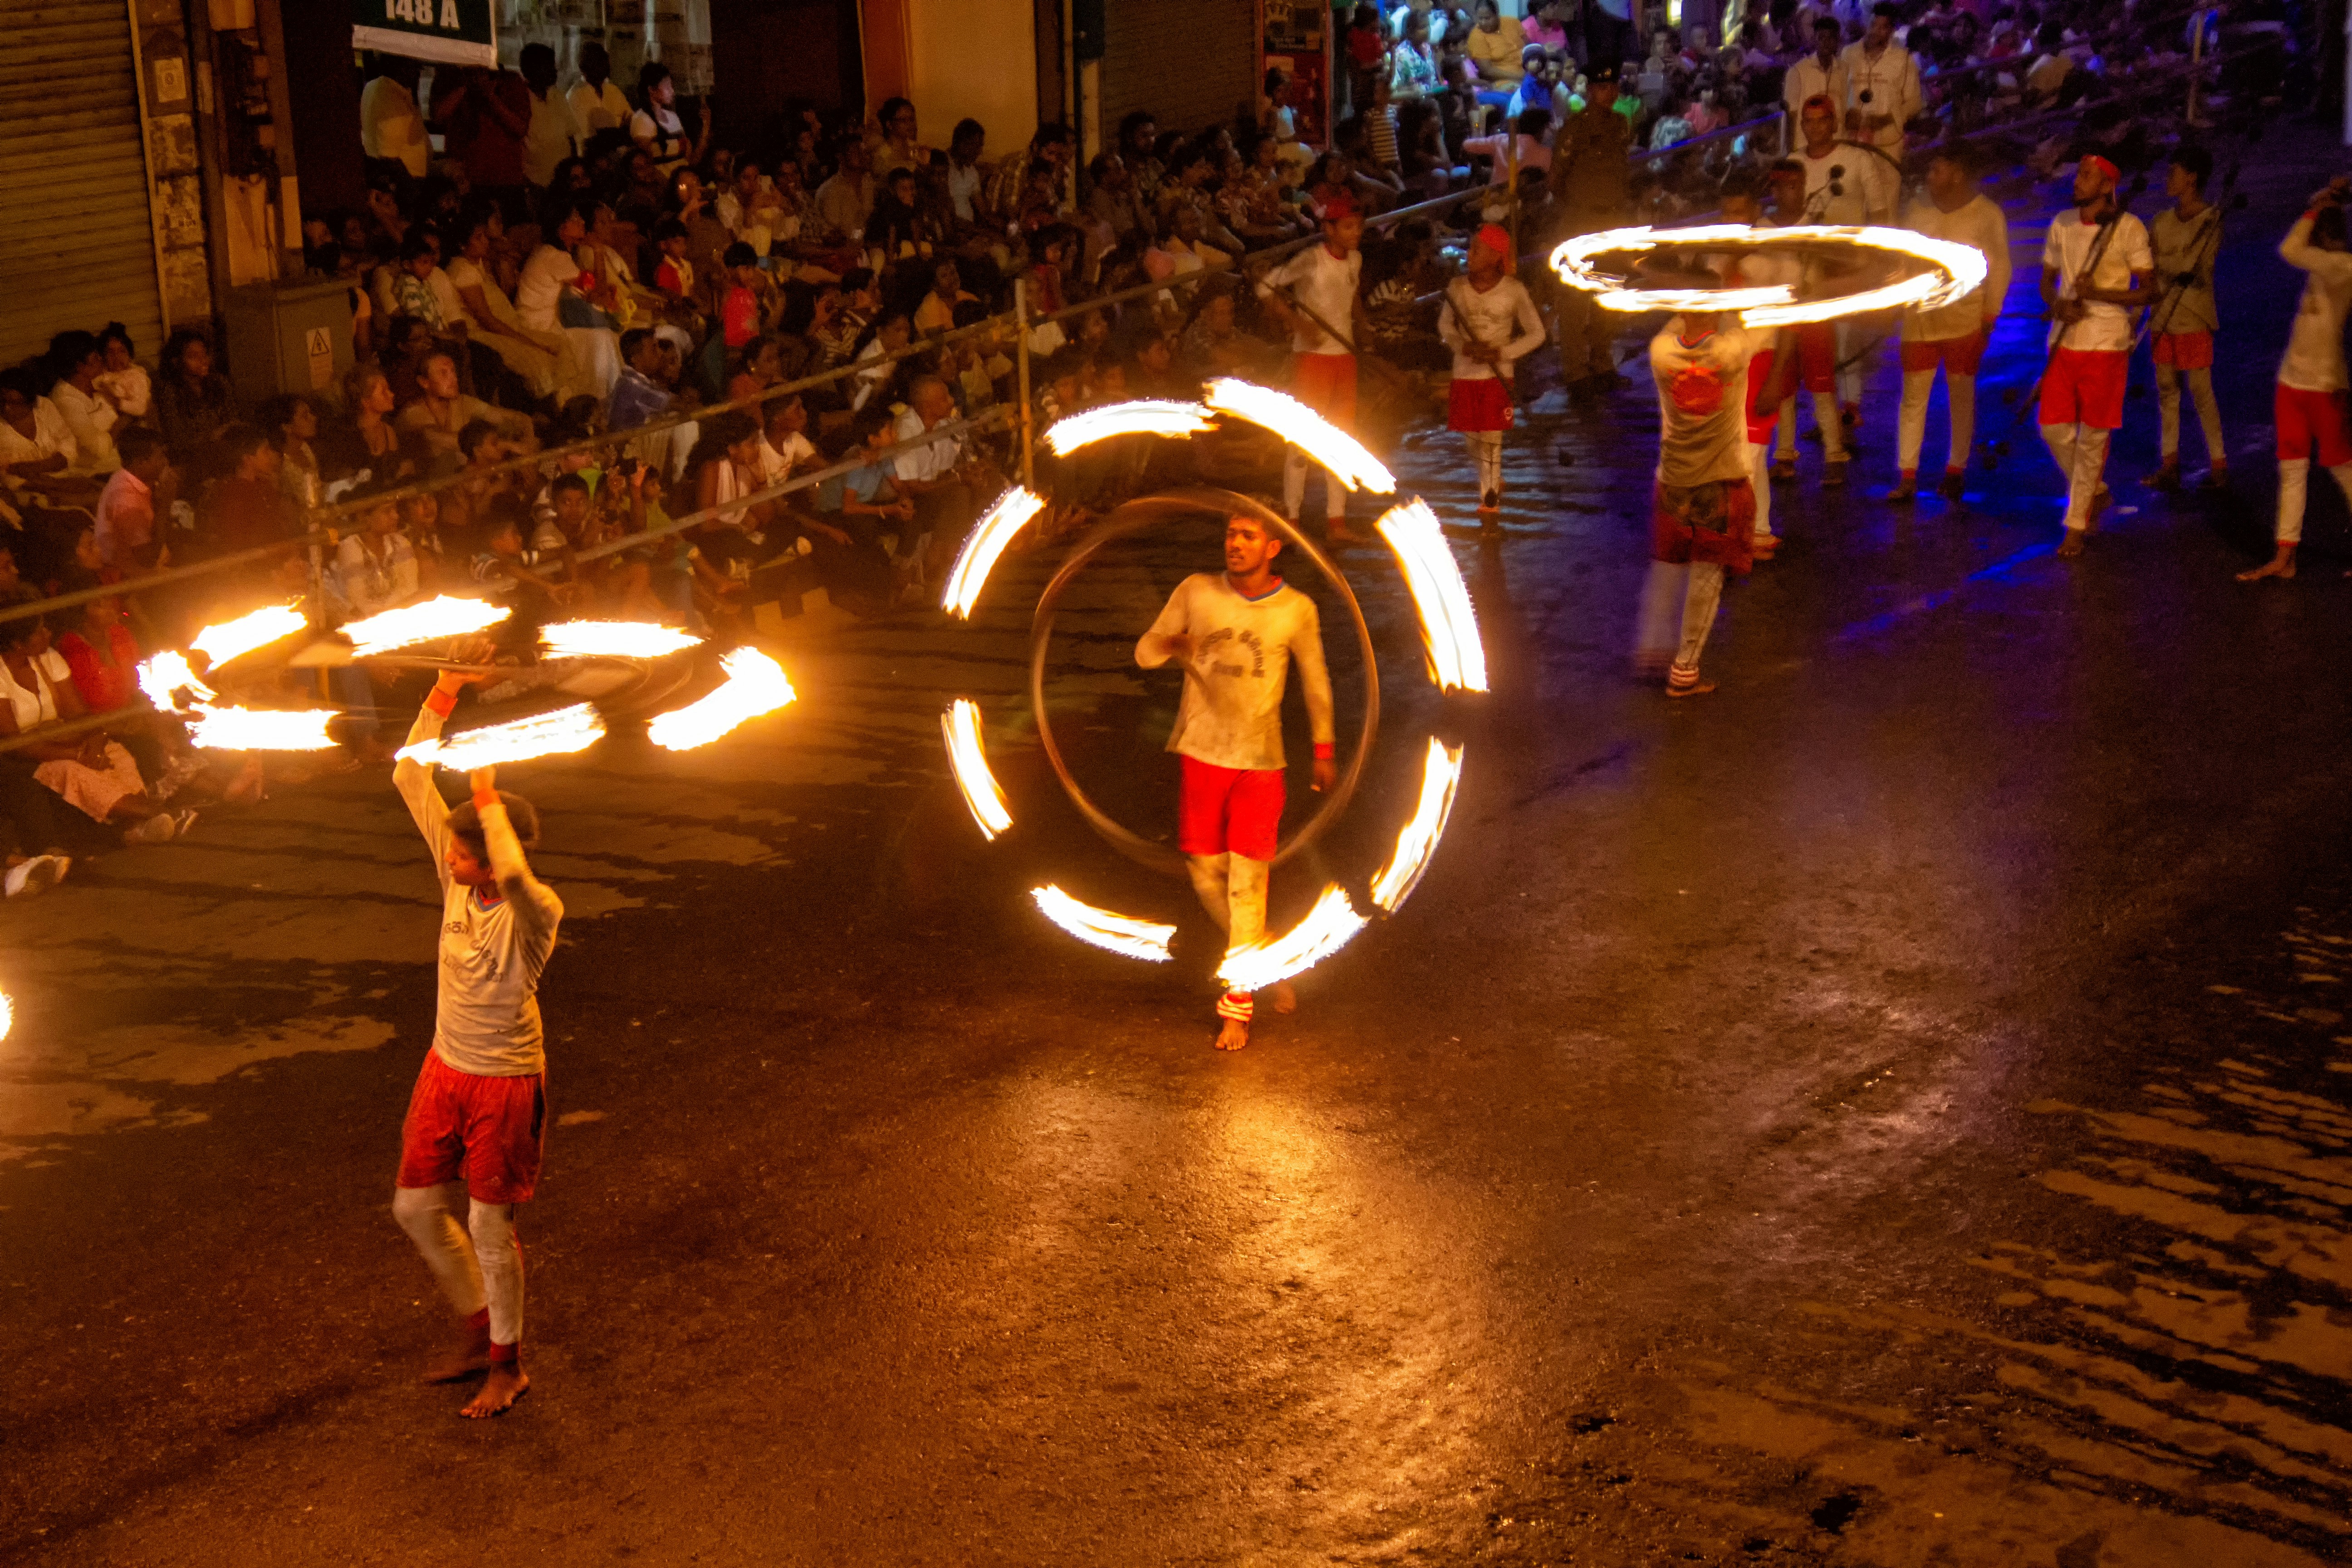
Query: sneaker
[{"left": 123, "top": 813, "right": 178, "bottom": 846}]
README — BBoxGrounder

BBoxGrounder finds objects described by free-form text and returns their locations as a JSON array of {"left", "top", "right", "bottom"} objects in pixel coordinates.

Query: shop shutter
[
  {"left": 1098, "top": 0, "right": 1256, "bottom": 150},
  {"left": 0, "top": 0, "right": 164, "bottom": 371}
]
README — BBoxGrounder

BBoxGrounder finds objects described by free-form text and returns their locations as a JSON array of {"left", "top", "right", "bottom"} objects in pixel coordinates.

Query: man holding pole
[
  {"left": 2040, "top": 155, "right": 2153, "bottom": 558},
  {"left": 2147, "top": 147, "right": 2228, "bottom": 491},
  {"left": 1257, "top": 196, "right": 1372, "bottom": 542},
  {"left": 1439, "top": 225, "right": 1546, "bottom": 519}
]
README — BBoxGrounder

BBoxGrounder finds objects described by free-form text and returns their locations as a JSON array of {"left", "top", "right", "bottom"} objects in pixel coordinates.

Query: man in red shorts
[
  {"left": 1890, "top": 144, "right": 2009, "bottom": 501},
  {"left": 2240, "top": 180, "right": 2352, "bottom": 581},
  {"left": 1438, "top": 224, "right": 1545, "bottom": 520},
  {"left": 2039, "top": 154, "right": 2153, "bottom": 557},
  {"left": 2148, "top": 147, "right": 2227, "bottom": 491},
  {"left": 390, "top": 653, "right": 564, "bottom": 1417},
  {"left": 1258, "top": 195, "right": 1372, "bottom": 541},
  {"left": 1136, "top": 513, "right": 1337, "bottom": 1051}
]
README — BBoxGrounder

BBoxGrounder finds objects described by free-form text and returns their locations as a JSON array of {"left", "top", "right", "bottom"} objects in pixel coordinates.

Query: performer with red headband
[
  {"left": 2239, "top": 177, "right": 2352, "bottom": 582},
  {"left": 1136, "top": 512, "right": 1337, "bottom": 1051},
  {"left": 1257, "top": 195, "right": 1373, "bottom": 542},
  {"left": 1438, "top": 224, "right": 1546, "bottom": 519},
  {"left": 2039, "top": 154, "right": 2153, "bottom": 557},
  {"left": 389, "top": 650, "right": 564, "bottom": 1418}
]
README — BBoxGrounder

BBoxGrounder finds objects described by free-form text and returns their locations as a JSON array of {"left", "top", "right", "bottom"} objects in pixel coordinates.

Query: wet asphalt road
[{"left": 6, "top": 138, "right": 2352, "bottom": 1564}]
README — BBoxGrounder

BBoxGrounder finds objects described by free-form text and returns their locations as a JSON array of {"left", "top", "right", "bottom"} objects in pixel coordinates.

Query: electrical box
[{"left": 220, "top": 275, "right": 354, "bottom": 407}]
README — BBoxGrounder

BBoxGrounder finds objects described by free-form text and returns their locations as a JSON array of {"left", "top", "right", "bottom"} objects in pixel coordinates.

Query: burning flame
[
  {"left": 539, "top": 621, "right": 702, "bottom": 659},
  {"left": 1370, "top": 739, "right": 1465, "bottom": 912},
  {"left": 940, "top": 486, "right": 1047, "bottom": 619},
  {"left": 343, "top": 595, "right": 512, "bottom": 658},
  {"left": 183, "top": 706, "right": 341, "bottom": 751},
  {"left": 1218, "top": 883, "right": 1368, "bottom": 994},
  {"left": 0, "top": 987, "right": 10, "bottom": 1042},
  {"left": 1549, "top": 224, "right": 1989, "bottom": 326},
  {"left": 1042, "top": 400, "right": 1215, "bottom": 456},
  {"left": 188, "top": 604, "right": 307, "bottom": 666},
  {"left": 1204, "top": 378, "right": 1395, "bottom": 494},
  {"left": 1375, "top": 500, "right": 1490, "bottom": 693},
  {"left": 646, "top": 648, "right": 796, "bottom": 750},
  {"left": 398, "top": 703, "right": 605, "bottom": 770},
  {"left": 1031, "top": 885, "right": 1176, "bottom": 963},
  {"left": 136, "top": 652, "right": 216, "bottom": 711},
  {"left": 941, "top": 699, "right": 1013, "bottom": 840}
]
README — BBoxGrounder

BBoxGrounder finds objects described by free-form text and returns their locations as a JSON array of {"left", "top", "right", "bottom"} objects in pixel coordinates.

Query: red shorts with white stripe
[
  {"left": 397, "top": 1049, "right": 546, "bottom": 1204},
  {"left": 1794, "top": 323, "right": 1838, "bottom": 392},
  {"left": 2153, "top": 330, "right": 2215, "bottom": 370},
  {"left": 2038, "top": 347, "right": 2129, "bottom": 431},
  {"left": 1178, "top": 755, "right": 1285, "bottom": 862},
  {"left": 1289, "top": 353, "right": 1358, "bottom": 427},
  {"left": 1447, "top": 375, "right": 1514, "bottom": 432},
  {"left": 1900, "top": 327, "right": 1988, "bottom": 375},
  {"left": 2277, "top": 382, "right": 2352, "bottom": 466}
]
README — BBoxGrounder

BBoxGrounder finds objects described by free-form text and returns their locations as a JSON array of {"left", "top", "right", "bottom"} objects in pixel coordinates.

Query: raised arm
[
  {"left": 469, "top": 764, "right": 561, "bottom": 941},
  {"left": 394, "top": 679, "right": 461, "bottom": 875}
]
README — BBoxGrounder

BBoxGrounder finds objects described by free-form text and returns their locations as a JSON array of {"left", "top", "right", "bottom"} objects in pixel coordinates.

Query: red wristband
[
  {"left": 471, "top": 789, "right": 501, "bottom": 811},
  {"left": 425, "top": 687, "right": 460, "bottom": 717},
  {"left": 1313, "top": 742, "right": 1335, "bottom": 760}
]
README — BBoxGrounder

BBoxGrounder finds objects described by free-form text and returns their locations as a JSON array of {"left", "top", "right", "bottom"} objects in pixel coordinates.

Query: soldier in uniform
[{"left": 1547, "top": 64, "right": 1635, "bottom": 400}]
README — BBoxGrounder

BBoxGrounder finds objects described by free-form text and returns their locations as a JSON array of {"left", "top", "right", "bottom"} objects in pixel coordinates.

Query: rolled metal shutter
[
  {"left": 0, "top": 0, "right": 165, "bottom": 369},
  {"left": 1098, "top": 0, "right": 1256, "bottom": 151}
]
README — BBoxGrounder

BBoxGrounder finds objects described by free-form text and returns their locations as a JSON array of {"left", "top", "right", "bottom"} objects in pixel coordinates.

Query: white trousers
[
  {"left": 1746, "top": 440, "right": 1773, "bottom": 539},
  {"left": 1897, "top": 367, "right": 1976, "bottom": 474},
  {"left": 394, "top": 1182, "right": 524, "bottom": 1348},
  {"left": 1463, "top": 431, "right": 1504, "bottom": 497},
  {"left": 1637, "top": 559, "right": 1726, "bottom": 671},
  {"left": 2156, "top": 364, "right": 2225, "bottom": 464},
  {"left": 2275, "top": 458, "right": 2352, "bottom": 544},
  {"left": 1283, "top": 451, "right": 1348, "bottom": 519},
  {"left": 2040, "top": 423, "right": 2111, "bottom": 531}
]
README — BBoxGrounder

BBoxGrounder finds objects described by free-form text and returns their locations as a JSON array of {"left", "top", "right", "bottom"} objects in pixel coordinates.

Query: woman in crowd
[
  {"left": 319, "top": 363, "right": 410, "bottom": 487},
  {"left": 632, "top": 62, "right": 707, "bottom": 176},
  {"left": 445, "top": 203, "right": 569, "bottom": 402},
  {"left": 93, "top": 323, "right": 152, "bottom": 426},
  {"left": 515, "top": 198, "right": 623, "bottom": 400},
  {"left": 153, "top": 328, "right": 238, "bottom": 465},
  {"left": 0, "top": 609, "right": 193, "bottom": 847},
  {"left": 47, "top": 331, "right": 122, "bottom": 475},
  {"left": 258, "top": 393, "right": 324, "bottom": 508}
]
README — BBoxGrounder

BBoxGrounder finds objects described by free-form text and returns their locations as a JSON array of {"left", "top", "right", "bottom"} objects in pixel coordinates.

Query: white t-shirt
[
  {"left": 1651, "top": 322, "right": 1756, "bottom": 488},
  {"left": 1259, "top": 244, "right": 1362, "bottom": 355},
  {"left": 1438, "top": 275, "right": 1546, "bottom": 381},
  {"left": 0, "top": 648, "right": 70, "bottom": 730},
  {"left": 892, "top": 407, "right": 961, "bottom": 482},
  {"left": 1782, "top": 54, "right": 1848, "bottom": 118},
  {"left": 1135, "top": 573, "right": 1335, "bottom": 772},
  {"left": 2042, "top": 207, "right": 2152, "bottom": 353},
  {"left": 2278, "top": 213, "right": 2352, "bottom": 392},
  {"left": 1902, "top": 193, "right": 2012, "bottom": 342},
  {"left": 49, "top": 380, "right": 120, "bottom": 473},
  {"left": 523, "top": 88, "right": 578, "bottom": 188},
  {"left": 0, "top": 397, "right": 83, "bottom": 476},
  {"left": 1797, "top": 143, "right": 1896, "bottom": 225},
  {"left": 516, "top": 245, "right": 581, "bottom": 332},
  {"left": 757, "top": 431, "right": 816, "bottom": 484},
  {"left": 568, "top": 78, "right": 632, "bottom": 135},
  {"left": 360, "top": 75, "right": 430, "bottom": 178}
]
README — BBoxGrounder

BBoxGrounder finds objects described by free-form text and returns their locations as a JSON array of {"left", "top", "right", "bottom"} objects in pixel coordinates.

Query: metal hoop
[{"left": 1027, "top": 487, "right": 1381, "bottom": 877}]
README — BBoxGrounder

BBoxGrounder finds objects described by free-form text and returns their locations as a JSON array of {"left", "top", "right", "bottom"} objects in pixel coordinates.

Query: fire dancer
[
  {"left": 1437, "top": 224, "right": 1545, "bottom": 519},
  {"left": 389, "top": 648, "right": 564, "bottom": 1417},
  {"left": 2039, "top": 155, "right": 2153, "bottom": 558},
  {"left": 2239, "top": 178, "right": 2352, "bottom": 582},
  {"left": 1136, "top": 513, "right": 1336, "bottom": 1051},
  {"left": 1256, "top": 195, "right": 1372, "bottom": 540}
]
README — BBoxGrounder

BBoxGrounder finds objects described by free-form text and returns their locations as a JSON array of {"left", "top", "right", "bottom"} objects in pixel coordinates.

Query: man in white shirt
[
  {"left": 565, "top": 42, "right": 632, "bottom": 138},
  {"left": 1256, "top": 196, "right": 1372, "bottom": 537},
  {"left": 46, "top": 330, "right": 120, "bottom": 475},
  {"left": 1839, "top": 4, "right": 1920, "bottom": 157},
  {"left": 1135, "top": 512, "right": 1337, "bottom": 1052},
  {"left": 888, "top": 377, "right": 978, "bottom": 588},
  {"left": 391, "top": 658, "right": 564, "bottom": 1420},
  {"left": 518, "top": 44, "right": 577, "bottom": 190},
  {"left": 1438, "top": 224, "right": 1546, "bottom": 517},
  {"left": 1890, "top": 145, "right": 2010, "bottom": 501},
  {"left": 1789, "top": 99, "right": 1895, "bottom": 480},
  {"left": 1782, "top": 16, "right": 1848, "bottom": 121},
  {"left": 2239, "top": 181, "right": 2352, "bottom": 581},
  {"left": 2147, "top": 147, "right": 2226, "bottom": 491},
  {"left": 2039, "top": 155, "right": 2153, "bottom": 556},
  {"left": 360, "top": 56, "right": 431, "bottom": 179}
]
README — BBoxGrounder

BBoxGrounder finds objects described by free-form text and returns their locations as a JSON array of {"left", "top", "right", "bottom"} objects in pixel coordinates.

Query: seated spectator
[
  {"left": 849, "top": 310, "right": 915, "bottom": 412},
  {"left": 399, "top": 488, "right": 452, "bottom": 589},
  {"left": 515, "top": 198, "right": 623, "bottom": 400},
  {"left": 444, "top": 202, "right": 569, "bottom": 402},
  {"left": 2024, "top": 22, "right": 2073, "bottom": 106},
  {"left": 332, "top": 487, "right": 421, "bottom": 619},
  {"left": 387, "top": 230, "right": 460, "bottom": 328},
  {"left": 258, "top": 393, "right": 323, "bottom": 508},
  {"left": 809, "top": 405, "right": 916, "bottom": 609},
  {"left": 93, "top": 323, "right": 152, "bottom": 426},
  {"left": 727, "top": 333, "right": 785, "bottom": 407},
  {"left": 665, "top": 167, "right": 735, "bottom": 292},
  {"left": 714, "top": 157, "right": 783, "bottom": 257},
  {"left": 720, "top": 246, "right": 788, "bottom": 357},
  {"left": 863, "top": 164, "right": 935, "bottom": 266},
  {"left": 93, "top": 430, "right": 171, "bottom": 572},
  {"left": 650, "top": 216, "right": 701, "bottom": 311},
  {"left": 197, "top": 425, "right": 299, "bottom": 554},
  {"left": 914, "top": 258, "right": 976, "bottom": 334},
  {"left": 319, "top": 363, "right": 411, "bottom": 487},
  {"left": 396, "top": 347, "right": 535, "bottom": 467},
  {"left": 1650, "top": 92, "right": 1694, "bottom": 148},
  {"left": 0, "top": 369, "right": 101, "bottom": 506},
  {"left": 378, "top": 314, "right": 438, "bottom": 412},
  {"left": 47, "top": 331, "right": 121, "bottom": 474},
  {"left": 816, "top": 135, "right": 879, "bottom": 242},
  {"left": 0, "top": 609, "right": 192, "bottom": 846},
  {"left": 1466, "top": 0, "right": 1529, "bottom": 96},
  {"left": 755, "top": 393, "right": 817, "bottom": 484},
  {"left": 607, "top": 328, "right": 677, "bottom": 432},
  {"left": 1465, "top": 106, "right": 1555, "bottom": 184},
  {"left": 888, "top": 375, "right": 981, "bottom": 583}
]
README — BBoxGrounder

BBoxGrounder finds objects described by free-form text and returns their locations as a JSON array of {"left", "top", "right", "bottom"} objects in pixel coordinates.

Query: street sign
[{"left": 352, "top": 0, "right": 497, "bottom": 68}]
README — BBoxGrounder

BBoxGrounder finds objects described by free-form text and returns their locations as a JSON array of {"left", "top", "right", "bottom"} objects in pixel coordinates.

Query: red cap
[
  {"left": 1320, "top": 194, "right": 1361, "bottom": 223},
  {"left": 1472, "top": 224, "right": 1512, "bottom": 258},
  {"left": 2080, "top": 154, "right": 2120, "bottom": 183}
]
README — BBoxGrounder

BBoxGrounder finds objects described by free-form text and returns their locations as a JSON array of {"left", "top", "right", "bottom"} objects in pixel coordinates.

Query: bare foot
[
  {"left": 2239, "top": 554, "right": 2297, "bottom": 581},
  {"left": 1266, "top": 980, "right": 1297, "bottom": 1015},
  {"left": 461, "top": 1364, "right": 529, "bottom": 1418},
  {"left": 2057, "top": 529, "right": 2085, "bottom": 559},
  {"left": 423, "top": 1327, "right": 491, "bottom": 1384},
  {"left": 1213, "top": 1018, "right": 1250, "bottom": 1051}
]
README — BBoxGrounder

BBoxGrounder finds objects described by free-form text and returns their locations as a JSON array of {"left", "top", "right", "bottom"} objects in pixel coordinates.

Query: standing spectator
[
  {"left": 632, "top": 62, "right": 708, "bottom": 177},
  {"left": 93, "top": 430, "right": 169, "bottom": 571},
  {"left": 1840, "top": 3, "right": 1920, "bottom": 157},
  {"left": 1784, "top": 16, "right": 1848, "bottom": 120},
  {"left": 436, "top": 66, "right": 533, "bottom": 204},
  {"left": 519, "top": 44, "right": 578, "bottom": 191},
  {"left": 1342, "top": 6, "right": 1389, "bottom": 119},
  {"left": 46, "top": 331, "right": 120, "bottom": 474},
  {"left": 1548, "top": 64, "right": 1635, "bottom": 398},
  {"left": 568, "top": 41, "right": 633, "bottom": 137},
  {"left": 1585, "top": 0, "right": 1636, "bottom": 89},
  {"left": 153, "top": 328, "right": 238, "bottom": 464},
  {"left": 360, "top": 54, "right": 430, "bottom": 180},
  {"left": 93, "top": 323, "right": 151, "bottom": 426}
]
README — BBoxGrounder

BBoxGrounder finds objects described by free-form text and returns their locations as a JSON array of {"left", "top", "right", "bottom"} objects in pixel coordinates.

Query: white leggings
[
  {"left": 2276, "top": 458, "right": 2352, "bottom": 544},
  {"left": 1191, "top": 852, "right": 1269, "bottom": 1020},
  {"left": 2157, "top": 363, "right": 2224, "bottom": 464},
  {"left": 1897, "top": 368, "right": 1976, "bottom": 474},
  {"left": 1463, "top": 431, "right": 1504, "bottom": 496},
  {"left": 1636, "top": 560, "right": 1725, "bottom": 671},
  {"left": 1283, "top": 451, "right": 1348, "bottom": 519},
  {"left": 2040, "top": 423, "right": 2111, "bottom": 531},
  {"left": 394, "top": 1182, "right": 525, "bottom": 1348},
  {"left": 1746, "top": 441, "right": 1773, "bottom": 539},
  {"left": 1773, "top": 390, "right": 1846, "bottom": 460}
]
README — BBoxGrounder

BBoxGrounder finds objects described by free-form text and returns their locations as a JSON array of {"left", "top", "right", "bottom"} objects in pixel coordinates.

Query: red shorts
[
  {"left": 1794, "top": 323, "right": 1838, "bottom": 392},
  {"left": 1900, "top": 327, "right": 1988, "bottom": 376},
  {"left": 1651, "top": 477, "right": 1757, "bottom": 574},
  {"left": 2153, "top": 330, "right": 2214, "bottom": 370},
  {"left": 1744, "top": 348, "right": 1779, "bottom": 445},
  {"left": 2039, "top": 347, "right": 2128, "bottom": 431},
  {"left": 1178, "top": 755, "right": 1285, "bottom": 862},
  {"left": 2277, "top": 382, "right": 2352, "bottom": 466},
  {"left": 1289, "top": 352, "right": 1358, "bottom": 427},
  {"left": 397, "top": 1050, "right": 546, "bottom": 1204},
  {"left": 1447, "top": 374, "right": 1514, "bottom": 432}
]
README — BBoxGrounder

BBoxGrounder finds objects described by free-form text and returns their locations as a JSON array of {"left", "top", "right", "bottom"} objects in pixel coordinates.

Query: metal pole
[
  {"left": 1505, "top": 130, "right": 1520, "bottom": 262},
  {"left": 1014, "top": 276, "right": 1037, "bottom": 492}
]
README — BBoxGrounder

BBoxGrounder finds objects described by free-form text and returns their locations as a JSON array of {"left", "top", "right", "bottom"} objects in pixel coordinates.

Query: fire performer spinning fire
[
  {"left": 1136, "top": 513, "right": 1336, "bottom": 1051},
  {"left": 389, "top": 644, "right": 563, "bottom": 1418}
]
